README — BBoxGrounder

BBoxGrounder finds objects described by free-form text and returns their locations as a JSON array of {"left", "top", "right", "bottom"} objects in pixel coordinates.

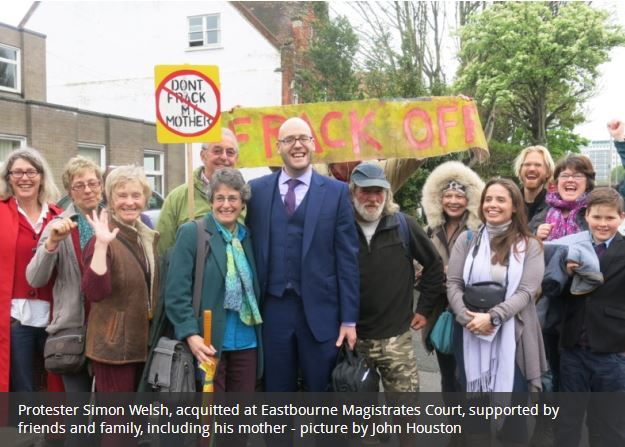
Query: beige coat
[{"left": 447, "top": 233, "right": 549, "bottom": 391}]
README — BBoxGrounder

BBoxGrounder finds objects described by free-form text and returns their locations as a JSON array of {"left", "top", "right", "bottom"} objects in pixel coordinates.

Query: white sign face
[{"left": 154, "top": 66, "right": 221, "bottom": 142}]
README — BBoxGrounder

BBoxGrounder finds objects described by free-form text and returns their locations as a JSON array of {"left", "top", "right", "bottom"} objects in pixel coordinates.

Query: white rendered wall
[{"left": 27, "top": 1, "right": 282, "bottom": 121}]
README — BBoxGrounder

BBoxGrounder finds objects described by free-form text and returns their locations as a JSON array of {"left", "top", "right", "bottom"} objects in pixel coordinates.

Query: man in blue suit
[{"left": 246, "top": 117, "right": 360, "bottom": 392}]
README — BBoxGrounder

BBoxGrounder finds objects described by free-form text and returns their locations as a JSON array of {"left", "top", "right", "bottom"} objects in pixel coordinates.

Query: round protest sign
[{"left": 155, "top": 69, "right": 221, "bottom": 138}]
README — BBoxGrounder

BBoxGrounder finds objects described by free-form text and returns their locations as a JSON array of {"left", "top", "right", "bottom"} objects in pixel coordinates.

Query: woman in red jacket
[{"left": 0, "top": 147, "right": 62, "bottom": 391}]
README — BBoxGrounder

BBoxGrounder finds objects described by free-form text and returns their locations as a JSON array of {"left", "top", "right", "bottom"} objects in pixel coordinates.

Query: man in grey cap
[{"left": 349, "top": 162, "right": 445, "bottom": 393}]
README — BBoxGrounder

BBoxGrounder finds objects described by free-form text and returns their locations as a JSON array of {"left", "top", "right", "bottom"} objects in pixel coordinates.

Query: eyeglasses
[
  {"left": 214, "top": 195, "right": 241, "bottom": 204},
  {"left": 559, "top": 173, "right": 586, "bottom": 181},
  {"left": 209, "top": 147, "right": 238, "bottom": 157},
  {"left": 278, "top": 135, "right": 313, "bottom": 146},
  {"left": 9, "top": 170, "right": 40, "bottom": 179},
  {"left": 71, "top": 180, "right": 101, "bottom": 192}
]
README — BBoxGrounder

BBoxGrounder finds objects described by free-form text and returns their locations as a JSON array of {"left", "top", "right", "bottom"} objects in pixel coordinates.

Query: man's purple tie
[
  {"left": 594, "top": 242, "right": 606, "bottom": 260},
  {"left": 285, "top": 178, "right": 300, "bottom": 216}
]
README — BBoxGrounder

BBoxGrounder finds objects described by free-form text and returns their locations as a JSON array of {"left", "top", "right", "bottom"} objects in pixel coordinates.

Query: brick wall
[
  {"left": 0, "top": 23, "right": 46, "bottom": 102},
  {"left": 0, "top": 98, "right": 185, "bottom": 194},
  {"left": 1, "top": 22, "right": 186, "bottom": 196}
]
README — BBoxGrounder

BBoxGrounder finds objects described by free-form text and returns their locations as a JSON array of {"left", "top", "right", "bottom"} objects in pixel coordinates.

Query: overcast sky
[{"left": 2, "top": 1, "right": 623, "bottom": 141}]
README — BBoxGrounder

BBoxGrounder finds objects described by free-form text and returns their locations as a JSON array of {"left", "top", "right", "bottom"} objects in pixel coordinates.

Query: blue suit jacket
[{"left": 246, "top": 170, "right": 360, "bottom": 342}]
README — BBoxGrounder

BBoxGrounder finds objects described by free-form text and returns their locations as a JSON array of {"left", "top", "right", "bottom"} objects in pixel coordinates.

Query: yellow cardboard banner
[
  {"left": 154, "top": 65, "right": 221, "bottom": 143},
  {"left": 223, "top": 97, "right": 488, "bottom": 167}
]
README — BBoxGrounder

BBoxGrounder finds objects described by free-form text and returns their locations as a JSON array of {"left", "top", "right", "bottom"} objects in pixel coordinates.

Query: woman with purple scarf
[
  {"left": 530, "top": 154, "right": 595, "bottom": 243},
  {"left": 528, "top": 154, "right": 596, "bottom": 446}
]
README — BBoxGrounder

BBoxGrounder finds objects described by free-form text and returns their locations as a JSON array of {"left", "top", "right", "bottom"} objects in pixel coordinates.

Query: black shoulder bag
[{"left": 462, "top": 229, "right": 508, "bottom": 313}]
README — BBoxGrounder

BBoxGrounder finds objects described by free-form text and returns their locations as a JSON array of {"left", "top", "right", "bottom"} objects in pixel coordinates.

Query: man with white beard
[{"left": 349, "top": 163, "right": 445, "bottom": 394}]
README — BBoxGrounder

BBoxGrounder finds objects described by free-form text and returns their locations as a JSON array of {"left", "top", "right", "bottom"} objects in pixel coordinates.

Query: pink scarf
[{"left": 544, "top": 191, "right": 588, "bottom": 241}]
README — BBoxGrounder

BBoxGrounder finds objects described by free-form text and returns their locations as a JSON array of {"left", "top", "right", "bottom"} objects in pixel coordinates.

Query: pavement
[{"left": 412, "top": 329, "right": 441, "bottom": 392}]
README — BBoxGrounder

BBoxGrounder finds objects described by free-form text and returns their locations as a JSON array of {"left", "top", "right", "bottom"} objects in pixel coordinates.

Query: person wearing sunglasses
[{"left": 0, "top": 147, "right": 62, "bottom": 391}]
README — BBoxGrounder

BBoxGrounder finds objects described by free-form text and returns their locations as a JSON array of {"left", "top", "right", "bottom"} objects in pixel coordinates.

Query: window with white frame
[
  {"left": 78, "top": 143, "right": 106, "bottom": 169},
  {"left": 0, "top": 43, "right": 20, "bottom": 93},
  {"left": 0, "top": 134, "right": 26, "bottom": 165},
  {"left": 144, "top": 151, "right": 164, "bottom": 194},
  {"left": 188, "top": 14, "right": 221, "bottom": 48}
]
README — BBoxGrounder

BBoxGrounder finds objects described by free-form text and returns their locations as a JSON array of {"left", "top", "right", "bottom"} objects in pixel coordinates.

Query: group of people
[{"left": 2, "top": 116, "right": 625, "bottom": 447}]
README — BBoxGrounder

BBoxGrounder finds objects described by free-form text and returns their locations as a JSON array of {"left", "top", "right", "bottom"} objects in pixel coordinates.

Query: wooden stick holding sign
[
  {"left": 186, "top": 143, "right": 195, "bottom": 220},
  {"left": 203, "top": 310, "right": 212, "bottom": 348}
]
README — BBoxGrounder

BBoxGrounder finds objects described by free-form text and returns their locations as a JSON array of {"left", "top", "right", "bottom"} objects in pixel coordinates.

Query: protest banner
[{"left": 223, "top": 97, "right": 489, "bottom": 167}]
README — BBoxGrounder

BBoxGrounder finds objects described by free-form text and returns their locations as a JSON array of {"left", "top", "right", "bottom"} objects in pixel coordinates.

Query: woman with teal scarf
[{"left": 165, "top": 167, "right": 263, "bottom": 393}]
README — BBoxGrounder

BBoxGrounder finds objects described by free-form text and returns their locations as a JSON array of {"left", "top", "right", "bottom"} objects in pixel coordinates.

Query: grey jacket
[
  {"left": 26, "top": 204, "right": 85, "bottom": 334},
  {"left": 545, "top": 230, "right": 603, "bottom": 295},
  {"left": 447, "top": 232, "right": 548, "bottom": 391}
]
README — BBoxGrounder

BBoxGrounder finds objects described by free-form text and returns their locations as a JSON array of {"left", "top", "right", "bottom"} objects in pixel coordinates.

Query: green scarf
[
  {"left": 76, "top": 211, "right": 95, "bottom": 250},
  {"left": 211, "top": 215, "right": 262, "bottom": 326}
]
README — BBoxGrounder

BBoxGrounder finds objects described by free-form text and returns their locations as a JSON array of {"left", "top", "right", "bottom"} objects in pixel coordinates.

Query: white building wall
[
  {"left": 582, "top": 140, "right": 621, "bottom": 185},
  {"left": 26, "top": 1, "right": 282, "bottom": 122}
]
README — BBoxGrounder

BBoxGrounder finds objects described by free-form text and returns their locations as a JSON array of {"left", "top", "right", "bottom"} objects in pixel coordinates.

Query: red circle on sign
[{"left": 155, "top": 69, "right": 221, "bottom": 137}]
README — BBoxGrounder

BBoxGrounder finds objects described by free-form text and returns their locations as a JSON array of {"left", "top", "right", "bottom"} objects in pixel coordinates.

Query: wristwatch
[{"left": 489, "top": 312, "right": 502, "bottom": 326}]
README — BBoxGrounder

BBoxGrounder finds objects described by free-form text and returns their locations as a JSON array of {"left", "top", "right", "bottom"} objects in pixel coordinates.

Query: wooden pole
[
  {"left": 186, "top": 142, "right": 195, "bottom": 220},
  {"left": 203, "top": 310, "right": 212, "bottom": 347}
]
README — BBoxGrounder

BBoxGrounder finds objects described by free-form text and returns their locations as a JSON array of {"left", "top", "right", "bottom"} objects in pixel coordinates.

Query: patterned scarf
[
  {"left": 544, "top": 191, "right": 588, "bottom": 241},
  {"left": 211, "top": 215, "right": 262, "bottom": 326},
  {"left": 76, "top": 211, "right": 95, "bottom": 250}
]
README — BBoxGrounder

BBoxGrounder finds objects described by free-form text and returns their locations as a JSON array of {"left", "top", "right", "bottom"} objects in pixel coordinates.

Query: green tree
[
  {"left": 350, "top": 2, "right": 450, "bottom": 98},
  {"left": 611, "top": 165, "right": 625, "bottom": 185},
  {"left": 456, "top": 2, "right": 625, "bottom": 147},
  {"left": 295, "top": 10, "right": 360, "bottom": 103}
]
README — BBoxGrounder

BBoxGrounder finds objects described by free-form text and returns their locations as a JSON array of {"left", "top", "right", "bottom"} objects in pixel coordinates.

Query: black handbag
[
  {"left": 44, "top": 327, "right": 86, "bottom": 374},
  {"left": 464, "top": 281, "right": 507, "bottom": 312},
  {"left": 463, "top": 229, "right": 508, "bottom": 313},
  {"left": 331, "top": 342, "right": 380, "bottom": 392}
]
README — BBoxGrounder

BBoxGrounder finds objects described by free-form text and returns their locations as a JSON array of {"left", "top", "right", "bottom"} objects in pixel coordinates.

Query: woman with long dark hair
[{"left": 447, "top": 178, "right": 547, "bottom": 446}]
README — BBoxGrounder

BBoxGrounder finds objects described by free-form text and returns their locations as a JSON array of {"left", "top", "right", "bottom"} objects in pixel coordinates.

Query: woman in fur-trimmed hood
[
  {"left": 420, "top": 160, "right": 484, "bottom": 396},
  {"left": 422, "top": 161, "right": 484, "bottom": 263}
]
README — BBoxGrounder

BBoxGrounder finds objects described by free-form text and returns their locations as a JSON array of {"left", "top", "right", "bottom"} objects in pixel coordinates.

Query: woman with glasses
[
  {"left": 27, "top": 156, "right": 104, "bottom": 392},
  {"left": 530, "top": 154, "right": 595, "bottom": 242},
  {"left": 528, "top": 154, "right": 596, "bottom": 387},
  {"left": 165, "top": 168, "right": 262, "bottom": 401},
  {"left": 527, "top": 154, "right": 596, "bottom": 445},
  {"left": 0, "top": 147, "right": 62, "bottom": 391}
]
